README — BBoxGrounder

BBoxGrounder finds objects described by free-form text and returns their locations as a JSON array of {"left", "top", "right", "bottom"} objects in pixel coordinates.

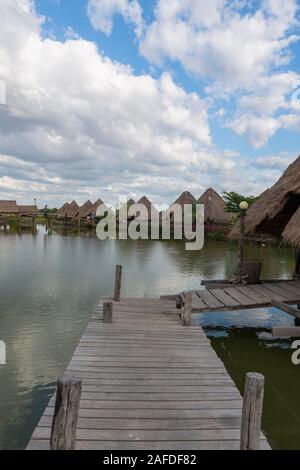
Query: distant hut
[
  {"left": 17, "top": 205, "right": 38, "bottom": 216},
  {"left": 0, "top": 200, "right": 18, "bottom": 215},
  {"left": 57, "top": 202, "right": 70, "bottom": 216},
  {"left": 137, "top": 196, "right": 159, "bottom": 222},
  {"left": 78, "top": 200, "right": 94, "bottom": 219},
  {"left": 118, "top": 199, "right": 136, "bottom": 222},
  {"left": 230, "top": 155, "right": 300, "bottom": 276},
  {"left": 171, "top": 191, "right": 196, "bottom": 209},
  {"left": 69, "top": 200, "right": 79, "bottom": 217},
  {"left": 162, "top": 191, "right": 196, "bottom": 223},
  {"left": 57, "top": 200, "right": 79, "bottom": 219},
  {"left": 198, "top": 188, "right": 232, "bottom": 225},
  {"left": 93, "top": 199, "right": 108, "bottom": 218}
]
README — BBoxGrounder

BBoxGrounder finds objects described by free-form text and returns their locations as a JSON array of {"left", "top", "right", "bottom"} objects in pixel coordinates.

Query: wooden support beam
[
  {"left": 114, "top": 265, "right": 122, "bottom": 302},
  {"left": 181, "top": 292, "right": 192, "bottom": 326},
  {"left": 240, "top": 372, "right": 264, "bottom": 450},
  {"left": 50, "top": 379, "right": 82, "bottom": 450},
  {"left": 271, "top": 299, "right": 300, "bottom": 319},
  {"left": 272, "top": 326, "right": 300, "bottom": 338},
  {"left": 103, "top": 301, "right": 113, "bottom": 323}
]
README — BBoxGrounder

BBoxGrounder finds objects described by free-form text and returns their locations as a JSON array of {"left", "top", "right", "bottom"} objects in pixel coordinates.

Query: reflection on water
[
  {"left": 198, "top": 308, "right": 300, "bottom": 449},
  {"left": 0, "top": 225, "right": 296, "bottom": 449}
]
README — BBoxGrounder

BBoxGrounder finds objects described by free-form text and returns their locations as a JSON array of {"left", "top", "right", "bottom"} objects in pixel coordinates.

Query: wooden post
[
  {"left": 50, "top": 379, "right": 82, "bottom": 450},
  {"left": 114, "top": 265, "right": 122, "bottom": 302},
  {"left": 238, "top": 209, "right": 246, "bottom": 283},
  {"left": 103, "top": 300, "right": 113, "bottom": 323},
  {"left": 240, "top": 372, "right": 264, "bottom": 450},
  {"left": 181, "top": 292, "right": 192, "bottom": 326},
  {"left": 295, "top": 248, "right": 300, "bottom": 279}
]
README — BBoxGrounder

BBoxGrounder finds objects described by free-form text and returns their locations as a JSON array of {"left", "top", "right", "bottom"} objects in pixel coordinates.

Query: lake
[{"left": 0, "top": 225, "right": 298, "bottom": 449}]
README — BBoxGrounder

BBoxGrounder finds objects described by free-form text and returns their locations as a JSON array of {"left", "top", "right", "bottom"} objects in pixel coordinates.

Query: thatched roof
[
  {"left": 282, "top": 207, "right": 300, "bottom": 248},
  {"left": 198, "top": 188, "right": 231, "bottom": 225},
  {"left": 0, "top": 200, "right": 18, "bottom": 213},
  {"left": 137, "top": 196, "right": 159, "bottom": 221},
  {"left": 230, "top": 155, "right": 300, "bottom": 246},
  {"left": 17, "top": 205, "right": 38, "bottom": 215},
  {"left": 78, "top": 200, "right": 94, "bottom": 218},
  {"left": 57, "top": 200, "right": 79, "bottom": 218},
  {"left": 93, "top": 198, "right": 108, "bottom": 216},
  {"left": 171, "top": 191, "right": 196, "bottom": 208}
]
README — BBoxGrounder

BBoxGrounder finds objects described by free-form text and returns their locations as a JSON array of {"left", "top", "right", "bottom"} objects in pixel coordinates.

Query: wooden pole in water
[
  {"left": 114, "top": 265, "right": 122, "bottom": 302},
  {"left": 240, "top": 372, "right": 264, "bottom": 450},
  {"left": 181, "top": 292, "right": 192, "bottom": 326},
  {"left": 50, "top": 378, "right": 82, "bottom": 450},
  {"left": 103, "top": 300, "right": 113, "bottom": 323},
  {"left": 238, "top": 210, "right": 246, "bottom": 283}
]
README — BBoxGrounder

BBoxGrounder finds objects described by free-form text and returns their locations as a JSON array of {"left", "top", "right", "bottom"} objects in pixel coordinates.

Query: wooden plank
[
  {"left": 261, "top": 283, "right": 294, "bottom": 301},
  {"left": 33, "top": 427, "right": 243, "bottom": 441},
  {"left": 275, "top": 282, "right": 300, "bottom": 297},
  {"left": 208, "top": 289, "right": 241, "bottom": 308},
  {"left": 248, "top": 284, "right": 286, "bottom": 302},
  {"left": 196, "top": 290, "right": 224, "bottom": 309},
  {"left": 272, "top": 327, "right": 300, "bottom": 337},
  {"left": 234, "top": 286, "right": 270, "bottom": 304},
  {"left": 38, "top": 416, "right": 242, "bottom": 430},
  {"left": 223, "top": 287, "right": 256, "bottom": 306},
  {"left": 191, "top": 292, "right": 206, "bottom": 310},
  {"left": 271, "top": 299, "right": 300, "bottom": 319}
]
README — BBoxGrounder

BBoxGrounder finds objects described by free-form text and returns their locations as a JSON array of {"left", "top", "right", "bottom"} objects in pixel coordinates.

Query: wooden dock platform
[
  {"left": 190, "top": 280, "right": 300, "bottom": 312},
  {"left": 27, "top": 297, "right": 269, "bottom": 450}
]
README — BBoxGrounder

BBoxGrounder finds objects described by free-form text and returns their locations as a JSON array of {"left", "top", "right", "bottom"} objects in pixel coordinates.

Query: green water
[{"left": 0, "top": 225, "right": 298, "bottom": 449}]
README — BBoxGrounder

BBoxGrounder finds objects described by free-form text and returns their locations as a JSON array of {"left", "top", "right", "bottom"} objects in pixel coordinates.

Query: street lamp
[{"left": 238, "top": 201, "right": 249, "bottom": 283}]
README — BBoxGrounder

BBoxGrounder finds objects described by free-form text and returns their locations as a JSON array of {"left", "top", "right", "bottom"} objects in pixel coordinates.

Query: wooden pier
[
  {"left": 189, "top": 280, "right": 300, "bottom": 313},
  {"left": 27, "top": 295, "right": 269, "bottom": 450}
]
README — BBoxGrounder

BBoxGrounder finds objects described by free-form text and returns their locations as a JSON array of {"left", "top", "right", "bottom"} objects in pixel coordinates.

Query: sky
[{"left": 0, "top": 0, "right": 299, "bottom": 208}]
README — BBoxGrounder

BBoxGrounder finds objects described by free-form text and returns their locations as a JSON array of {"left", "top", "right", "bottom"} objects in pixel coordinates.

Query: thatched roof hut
[
  {"left": 137, "top": 196, "right": 159, "bottom": 221},
  {"left": 282, "top": 207, "right": 300, "bottom": 248},
  {"left": 0, "top": 200, "right": 18, "bottom": 214},
  {"left": 57, "top": 200, "right": 79, "bottom": 218},
  {"left": 230, "top": 155, "right": 300, "bottom": 247},
  {"left": 171, "top": 191, "right": 196, "bottom": 208},
  {"left": 198, "top": 188, "right": 232, "bottom": 225},
  {"left": 78, "top": 200, "right": 94, "bottom": 218},
  {"left": 17, "top": 205, "right": 38, "bottom": 216},
  {"left": 117, "top": 199, "right": 136, "bottom": 221}
]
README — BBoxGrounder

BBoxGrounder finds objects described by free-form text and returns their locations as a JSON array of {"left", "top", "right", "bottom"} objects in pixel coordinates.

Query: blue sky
[{"left": 0, "top": 0, "right": 299, "bottom": 206}]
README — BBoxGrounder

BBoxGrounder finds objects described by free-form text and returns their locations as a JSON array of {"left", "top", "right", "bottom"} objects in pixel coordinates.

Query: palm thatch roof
[
  {"left": 230, "top": 155, "right": 300, "bottom": 246},
  {"left": 137, "top": 196, "right": 159, "bottom": 221},
  {"left": 198, "top": 188, "right": 232, "bottom": 225},
  {"left": 0, "top": 200, "right": 18, "bottom": 213},
  {"left": 17, "top": 205, "right": 38, "bottom": 215},
  {"left": 282, "top": 207, "right": 300, "bottom": 248},
  {"left": 171, "top": 191, "right": 196, "bottom": 208},
  {"left": 57, "top": 200, "right": 79, "bottom": 218},
  {"left": 78, "top": 200, "right": 94, "bottom": 218},
  {"left": 117, "top": 199, "right": 136, "bottom": 221}
]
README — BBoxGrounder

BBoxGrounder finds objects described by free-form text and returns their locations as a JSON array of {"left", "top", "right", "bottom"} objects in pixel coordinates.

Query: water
[{"left": 0, "top": 225, "right": 297, "bottom": 449}]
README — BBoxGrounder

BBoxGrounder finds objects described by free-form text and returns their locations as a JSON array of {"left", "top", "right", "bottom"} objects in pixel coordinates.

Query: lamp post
[{"left": 238, "top": 201, "right": 249, "bottom": 283}]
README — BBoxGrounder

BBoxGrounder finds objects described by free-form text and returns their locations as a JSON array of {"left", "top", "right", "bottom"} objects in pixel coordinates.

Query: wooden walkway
[
  {"left": 190, "top": 280, "right": 300, "bottom": 312},
  {"left": 27, "top": 297, "right": 269, "bottom": 450}
]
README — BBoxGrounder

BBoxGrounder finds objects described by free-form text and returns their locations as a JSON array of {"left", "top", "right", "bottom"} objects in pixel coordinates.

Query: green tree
[{"left": 223, "top": 191, "right": 258, "bottom": 214}]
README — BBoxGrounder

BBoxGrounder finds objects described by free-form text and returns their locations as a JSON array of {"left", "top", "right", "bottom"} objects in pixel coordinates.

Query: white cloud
[
  {"left": 87, "top": 0, "right": 143, "bottom": 36},
  {"left": 229, "top": 114, "right": 280, "bottom": 148},
  {"left": 139, "top": 0, "right": 299, "bottom": 91},
  {"left": 0, "top": 0, "right": 243, "bottom": 206}
]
